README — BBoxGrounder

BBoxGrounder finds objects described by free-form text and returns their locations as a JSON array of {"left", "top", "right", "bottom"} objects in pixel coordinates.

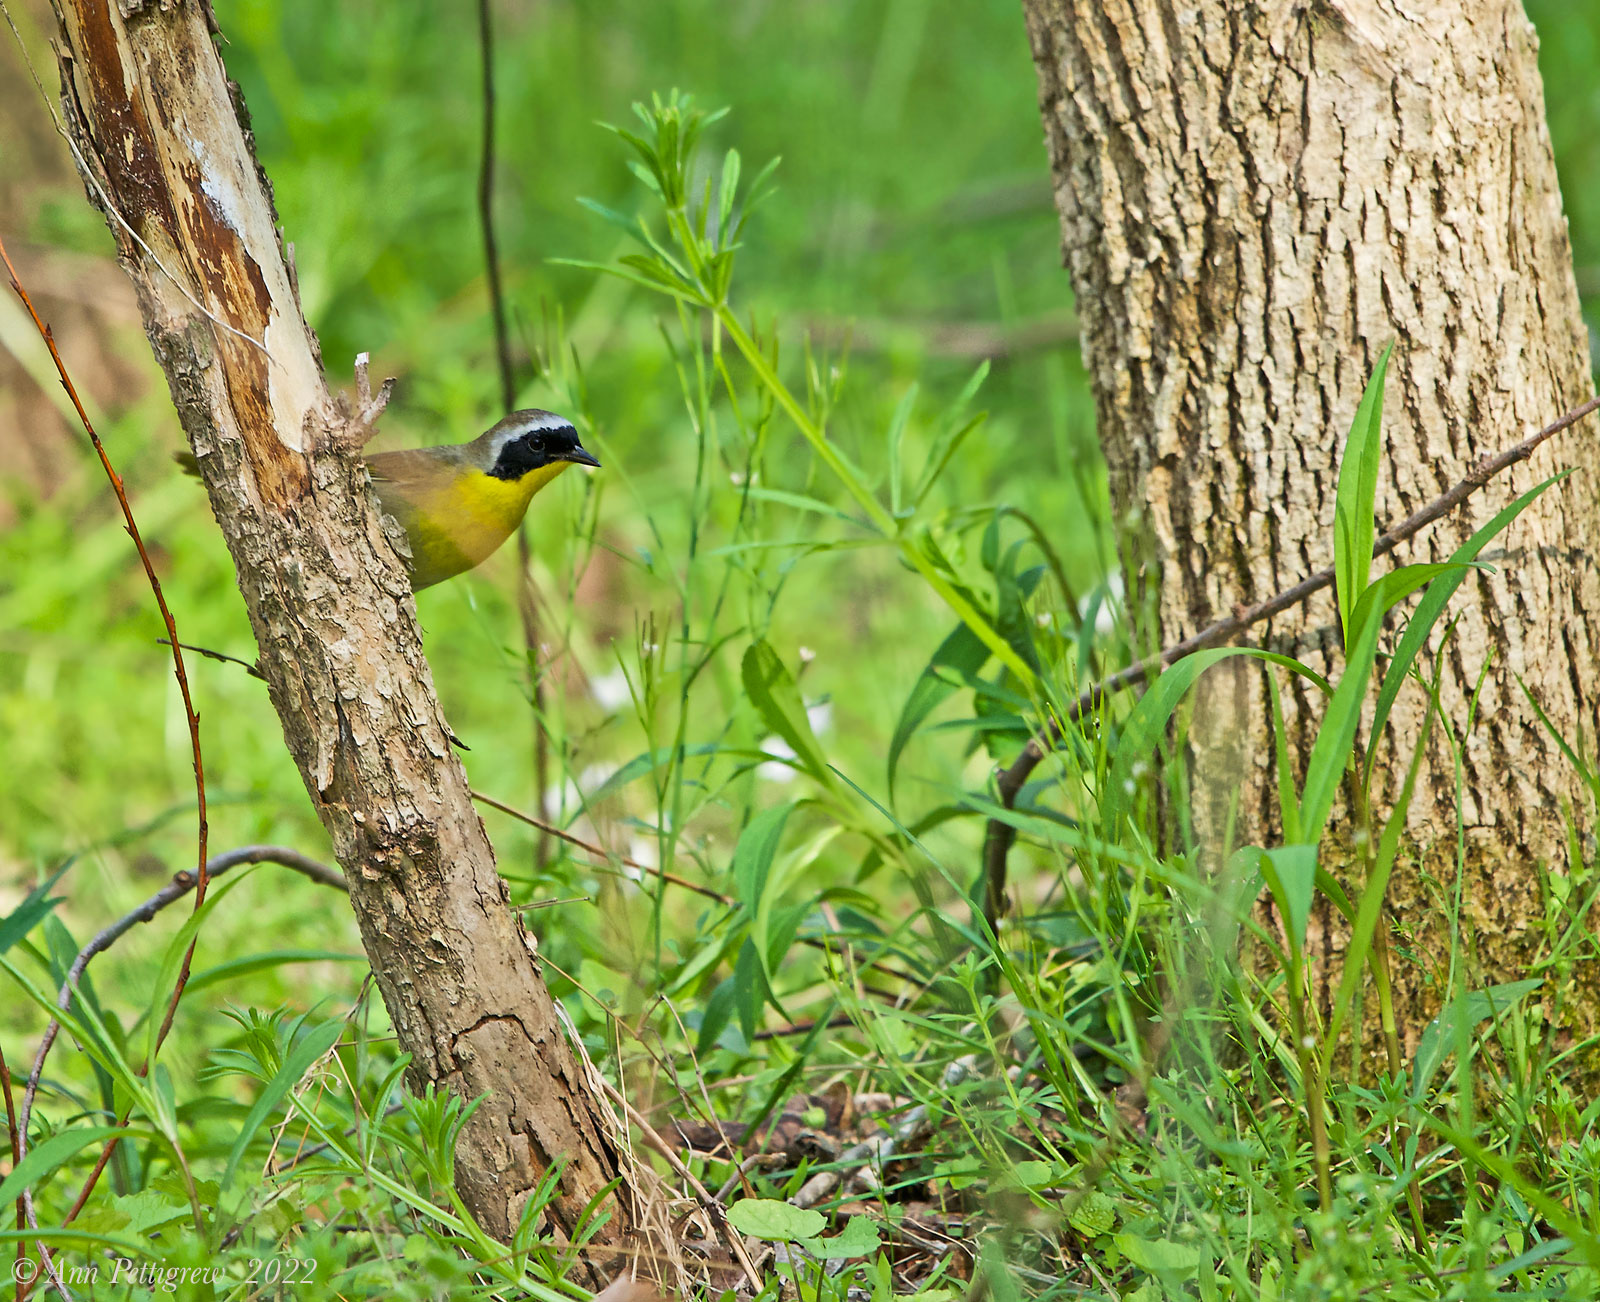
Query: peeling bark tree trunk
[
  {"left": 1022, "top": 0, "right": 1599, "bottom": 1045},
  {"left": 47, "top": 0, "right": 638, "bottom": 1272}
]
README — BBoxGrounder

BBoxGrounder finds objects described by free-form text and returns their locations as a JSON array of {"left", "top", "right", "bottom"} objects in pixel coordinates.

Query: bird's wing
[{"left": 365, "top": 447, "right": 463, "bottom": 488}]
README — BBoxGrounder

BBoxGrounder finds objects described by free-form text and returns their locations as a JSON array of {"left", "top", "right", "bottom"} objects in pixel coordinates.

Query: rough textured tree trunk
[
  {"left": 1021, "top": 0, "right": 1598, "bottom": 1045},
  {"left": 46, "top": 0, "right": 640, "bottom": 1273}
]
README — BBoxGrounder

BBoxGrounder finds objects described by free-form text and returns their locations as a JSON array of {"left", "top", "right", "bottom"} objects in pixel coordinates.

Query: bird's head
[{"left": 483, "top": 409, "right": 601, "bottom": 481}]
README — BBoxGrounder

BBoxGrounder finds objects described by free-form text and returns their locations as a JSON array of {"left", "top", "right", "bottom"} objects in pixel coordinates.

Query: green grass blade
[
  {"left": 0, "top": 861, "right": 72, "bottom": 956},
  {"left": 1333, "top": 345, "right": 1392, "bottom": 646},
  {"left": 1324, "top": 698, "right": 1435, "bottom": 1052},
  {"left": 1366, "top": 472, "right": 1571, "bottom": 779},
  {"left": 0, "top": 1125, "right": 139, "bottom": 1209},
  {"left": 222, "top": 1017, "right": 346, "bottom": 1188},
  {"left": 1299, "top": 599, "right": 1384, "bottom": 840},
  {"left": 1103, "top": 648, "right": 1329, "bottom": 835}
]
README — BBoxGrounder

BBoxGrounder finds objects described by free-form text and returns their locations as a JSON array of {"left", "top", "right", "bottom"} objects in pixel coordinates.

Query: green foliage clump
[{"left": 3, "top": 3, "right": 1600, "bottom": 1299}]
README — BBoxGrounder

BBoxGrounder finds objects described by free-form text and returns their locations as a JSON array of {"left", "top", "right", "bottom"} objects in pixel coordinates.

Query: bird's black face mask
[{"left": 490, "top": 424, "right": 601, "bottom": 480}]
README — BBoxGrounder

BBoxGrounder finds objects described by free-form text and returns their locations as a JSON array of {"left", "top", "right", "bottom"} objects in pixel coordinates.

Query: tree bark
[
  {"left": 1021, "top": 0, "right": 1599, "bottom": 1044},
  {"left": 46, "top": 0, "right": 638, "bottom": 1272}
]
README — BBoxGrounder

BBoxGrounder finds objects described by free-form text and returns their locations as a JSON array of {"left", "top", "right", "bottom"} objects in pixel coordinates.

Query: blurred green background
[{"left": 0, "top": 0, "right": 1595, "bottom": 1040}]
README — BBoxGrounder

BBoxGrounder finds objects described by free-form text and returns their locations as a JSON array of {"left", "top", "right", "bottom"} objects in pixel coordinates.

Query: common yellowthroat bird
[{"left": 180, "top": 409, "right": 599, "bottom": 590}]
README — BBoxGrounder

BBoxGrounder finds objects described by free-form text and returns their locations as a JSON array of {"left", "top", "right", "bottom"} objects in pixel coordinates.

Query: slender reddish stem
[{"left": 0, "top": 229, "right": 210, "bottom": 1241}]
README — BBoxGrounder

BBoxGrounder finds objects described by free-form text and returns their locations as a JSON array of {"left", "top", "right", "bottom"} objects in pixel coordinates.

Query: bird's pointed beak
[{"left": 560, "top": 445, "right": 601, "bottom": 469}]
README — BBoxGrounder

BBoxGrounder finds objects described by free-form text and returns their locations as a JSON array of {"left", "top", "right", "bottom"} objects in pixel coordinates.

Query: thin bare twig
[
  {"left": 802, "top": 309, "right": 1079, "bottom": 362},
  {"left": 981, "top": 393, "right": 1600, "bottom": 930},
  {"left": 474, "top": 790, "right": 931, "bottom": 992},
  {"left": 597, "top": 1078, "right": 765, "bottom": 1293},
  {"left": 471, "top": 789, "right": 736, "bottom": 907}
]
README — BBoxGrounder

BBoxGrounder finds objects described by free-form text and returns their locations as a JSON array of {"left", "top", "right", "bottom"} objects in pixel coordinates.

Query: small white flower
[
  {"left": 590, "top": 669, "right": 632, "bottom": 712},
  {"left": 729, "top": 470, "right": 747, "bottom": 486},
  {"left": 759, "top": 736, "right": 798, "bottom": 783},
  {"left": 798, "top": 645, "right": 816, "bottom": 663}
]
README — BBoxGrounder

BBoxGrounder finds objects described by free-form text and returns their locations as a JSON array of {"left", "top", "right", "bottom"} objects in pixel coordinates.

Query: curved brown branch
[{"left": 981, "top": 394, "right": 1600, "bottom": 931}]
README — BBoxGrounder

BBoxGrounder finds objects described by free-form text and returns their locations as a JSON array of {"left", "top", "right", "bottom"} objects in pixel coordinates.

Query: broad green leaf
[
  {"left": 696, "top": 974, "right": 740, "bottom": 1055},
  {"left": 223, "top": 1017, "right": 346, "bottom": 1188},
  {"left": 1333, "top": 345, "right": 1392, "bottom": 644},
  {"left": 731, "top": 803, "right": 796, "bottom": 917},
  {"left": 113, "top": 1188, "right": 189, "bottom": 1236},
  {"left": 0, "top": 1124, "right": 129, "bottom": 1208},
  {"left": 1068, "top": 1190, "right": 1119, "bottom": 1238},
  {"left": 1003, "top": 1159, "right": 1058, "bottom": 1189},
  {"left": 733, "top": 937, "right": 779, "bottom": 1042},
  {"left": 1257, "top": 845, "right": 1318, "bottom": 956},
  {"left": 742, "top": 640, "right": 832, "bottom": 786},
  {"left": 1114, "top": 1234, "right": 1203, "bottom": 1274},
  {"left": 802, "top": 1215, "right": 883, "bottom": 1259},
  {"left": 666, "top": 921, "right": 742, "bottom": 997},
  {"left": 1368, "top": 472, "right": 1570, "bottom": 778},
  {"left": 1345, "top": 562, "right": 1482, "bottom": 653},
  {"left": 762, "top": 898, "right": 813, "bottom": 976},
  {"left": 888, "top": 622, "right": 990, "bottom": 798},
  {"left": 727, "top": 1198, "right": 826, "bottom": 1242},
  {"left": 992, "top": 551, "right": 1044, "bottom": 674},
  {"left": 1103, "top": 648, "right": 1329, "bottom": 834},
  {"left": 1413, "top": 978, "right": 1544, "bottom": 1097}
]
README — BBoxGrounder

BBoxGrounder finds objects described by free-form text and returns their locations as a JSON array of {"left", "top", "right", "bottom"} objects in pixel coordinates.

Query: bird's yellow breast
[{"left": 373, "top": 461, "right": 571, "bottom": 590}]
